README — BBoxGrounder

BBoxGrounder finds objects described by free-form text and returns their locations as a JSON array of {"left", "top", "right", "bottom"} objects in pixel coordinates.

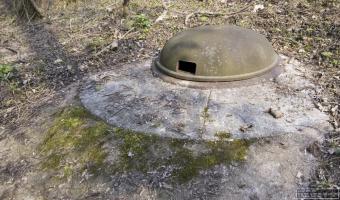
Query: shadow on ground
[{"left": 2, "top": 0, "right": 84, "bottom": 89}]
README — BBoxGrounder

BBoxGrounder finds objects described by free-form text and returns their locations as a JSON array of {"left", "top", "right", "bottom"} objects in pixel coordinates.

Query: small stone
[
  {"left": 109, "top": 40, "right": 118, "bottom": 50},
  {"left": 21, "top": 176, "right": 28, "bottom": 183},
  {"left": 253, "top": 4, "right": 264, "bottom": 13},
  {"left": 328, "top": 148, "right": 335, "bottom": 154},
  {"left": 296, "top": 171, "right": 303, "bottom": 179},
  {"left": 79, "top": 64, "right": 88, "bottom": 71},
  {"left": 298, "top": 49, "right": 305, "bottom": 53},
  {"left": 161, "top": 183, "right": 173, "bottom": 190},
  {"left": 268, "top": 107, "right": 284, "bottom": 119},
  {"left": 285, "top": 118, "right": 294, "bottom": 123},
  {"left": 239, "top": 124, "right": 253, "bottom": 132},
  {"left": 106, "top": 7, "right": 113, "bottom": 13},
  {"left": 279, "top": 142, "right": 288, "bottom": 149},
  {"left": 54, "top": 58, "right": 63, "bottom": 64},
  {"left": 128, "top": 151, "right": 134, "bottom": 157},
  {"left": 6, "top": 107, "right": 14, "bottom": 113}
]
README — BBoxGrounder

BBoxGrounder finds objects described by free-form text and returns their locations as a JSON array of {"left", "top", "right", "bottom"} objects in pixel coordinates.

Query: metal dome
[{"left": 153, "top": 25, "right": 279, "bottom": 82}]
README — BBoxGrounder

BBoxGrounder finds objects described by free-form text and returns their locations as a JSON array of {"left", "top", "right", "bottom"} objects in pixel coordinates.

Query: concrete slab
[{"left": 80, "top": 55, "right": 330, "bottom": 140}]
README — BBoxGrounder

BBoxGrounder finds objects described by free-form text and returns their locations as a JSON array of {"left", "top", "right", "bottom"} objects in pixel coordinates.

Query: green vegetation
[
  {"left": 170, "top": 138, "right": 250, "bottom": 182},
  {"left": 132, "top": 14, "right": 151, "bottom": 32},
  {"left": 39, "top": 106, "right": 110, "bottom": 177},
  {"left": 321, "top": 51, "right": 333, "bottom": 58},
  {"left": 113, "top": 128, "right": 159, "bottom": 172},
  {"left": 40, "top": 106, "right": 252, "bottom": 183},
  {"left": 201, "top": 106, "right": 210, "bottom": 121},
  {"left": 113, "top": 128, "right": 252, "bottom": 183},
  {"left": 0, "top": 64, "right": 15, "bottom": 82},
  {"left": 215, "top": 131, "right": 231, "bottom": 140}
]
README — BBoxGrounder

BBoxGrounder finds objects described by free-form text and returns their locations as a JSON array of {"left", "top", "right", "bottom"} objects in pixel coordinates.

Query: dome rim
[{"left": 153, "top": 54, "right": 280, "bottom": 82}]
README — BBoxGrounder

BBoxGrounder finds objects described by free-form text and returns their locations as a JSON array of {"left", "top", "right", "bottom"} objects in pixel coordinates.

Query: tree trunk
[{"left": 13, "top": 0, "right": 43, "bottom": 20}]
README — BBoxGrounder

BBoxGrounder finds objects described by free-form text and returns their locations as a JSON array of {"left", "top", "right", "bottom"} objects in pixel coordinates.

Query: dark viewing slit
[{"left": 178, "top": 60, "right": 196, "bottom": 74}]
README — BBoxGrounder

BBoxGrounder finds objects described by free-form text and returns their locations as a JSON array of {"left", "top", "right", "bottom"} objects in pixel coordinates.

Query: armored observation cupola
[{"left": 153, "top": 25, "right": 279, "bottom": 82}]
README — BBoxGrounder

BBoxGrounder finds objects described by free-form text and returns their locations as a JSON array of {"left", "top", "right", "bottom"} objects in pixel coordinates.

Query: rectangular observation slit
[{"left": 178, "top": 60, "right": 196, "bottom": 75}]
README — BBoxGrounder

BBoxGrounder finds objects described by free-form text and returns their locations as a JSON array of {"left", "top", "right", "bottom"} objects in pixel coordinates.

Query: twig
[
  {"left": 223, "top": 4, "right": 252, "bottom": 19},
  {"left": 155, "top": 10, "right": 168, "bottom": 23},
  {"left": 155, "top": 0, "right": 171, "bottom": 23},
  {"left": 94, "top": 28, "right": 135, "bottom": 57},
  {"left": 93, "top": 41, "right": 118, "bottom": 57},
  {"left": 185, "top": 11, "right": 225, "bottom": 25},
  {"left": 4, "top": 47, "right": 18, "bottom": 54},
  {"left": 184, "top": 5, "right": 252, "bottom": 25},
  {"left": 118, "top": 27, "right": 136, "bottom": 40}
]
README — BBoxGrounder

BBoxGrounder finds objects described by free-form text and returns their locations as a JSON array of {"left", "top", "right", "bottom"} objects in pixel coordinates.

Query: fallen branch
[
  {"left": 94, "top": 40, "right": 118, "bottom": 57},
  {"left": 4, "top": 47, "right": 18, "bottom": 54},
  {"left": 155, "top": 0, "right": 172, "bottom": 23},
  {"left": 185, "top": 11, "right": 224, "bottom": 25},
  {"left": 184, "top": 5, "right": 252, "bottom": 25},
  {"left": 118, "top": 27, "right": 136, "bottom": 40},
  {"left": 94, "top": 28, "right": 135, "bottom": 57},
  {"left": 223, "top": 5, "right": 252, "bottom": 19},
  {"left": 155, "top": 10, "right": 168, "bottom": 23}
]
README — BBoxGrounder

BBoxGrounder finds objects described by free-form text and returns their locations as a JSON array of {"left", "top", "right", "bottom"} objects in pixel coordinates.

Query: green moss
[
  {"left": 39, "top": 106, "right": 110, "bottom": 177},
  {"left": 95, "top": 84, "right": 103, "bottom": 91},
  {"left": 40, "top": 106, "right": 253, "bottom": 184},
  {"left": 113, "top": 128, "right": 158, "bottom": 172},
  {"left": 61, "top": 164, "right": 74, "bottom": 179},
  {"left": 75, "top": 123, "right": 109, "bottom": 150},
  {"left": 41, "top": 153, "right": 63, "bottom": 170},
  {"left": 81, "top": 144, "right": 108, "bottom": 174},
  {"left": 113, "top": 128, "right": 252, "bottom": 183},
  {"left": 214, "top": 131, "right": 231, "bottom": 140},
  {"left": 169, "top": 138, "right": 251, "bottom": 183},
  {"left": 201, "top": 106, "right": 210, "bottom": 121}
]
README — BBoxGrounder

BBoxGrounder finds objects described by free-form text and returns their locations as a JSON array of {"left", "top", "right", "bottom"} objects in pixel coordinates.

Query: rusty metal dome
[{"left": 153, "top": 25, "right": 279, "bottom": 82}]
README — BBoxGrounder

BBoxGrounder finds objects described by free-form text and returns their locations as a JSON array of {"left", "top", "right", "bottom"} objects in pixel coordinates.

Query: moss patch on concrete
[
  {"left": 39, "top": 106, "right": 110, "bottom": 178},
  {"left": 214, "top": 131, "right": 232, "bottom": 140},
  {"left": 113, "top": 128, "right": 252, "bottom": 183},
  {"left": 40, "top": 106, "right": 252, "bottom": 183}
]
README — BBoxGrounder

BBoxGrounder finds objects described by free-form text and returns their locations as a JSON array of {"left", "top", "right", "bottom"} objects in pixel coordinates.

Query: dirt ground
[{"left": 0, "top": 0, "right": 339, "bottom": 199}]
